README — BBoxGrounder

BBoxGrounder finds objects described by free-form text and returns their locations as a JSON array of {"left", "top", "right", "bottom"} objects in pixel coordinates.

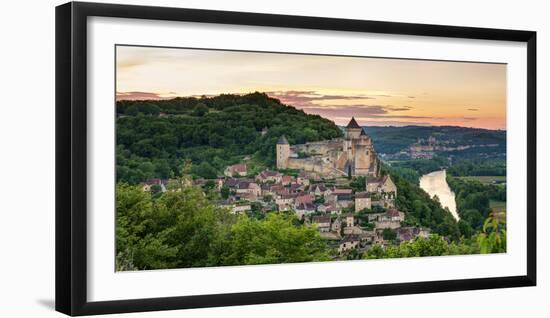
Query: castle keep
[{"left": 277, "top": 117, "right": 380, "bottom": 177}]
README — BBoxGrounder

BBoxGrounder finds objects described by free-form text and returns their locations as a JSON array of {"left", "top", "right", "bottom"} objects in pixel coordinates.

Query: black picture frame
[{"left": 55, "top": 1, "right": 537, "bottom": 316}]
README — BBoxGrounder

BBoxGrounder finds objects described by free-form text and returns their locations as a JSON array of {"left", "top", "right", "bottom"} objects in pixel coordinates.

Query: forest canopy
[
  {"left": 115, "top": 180, "right": 331, "bottom": 270},
  {"left": 116, "top": 92, "right": 343, "bottom": 184}
]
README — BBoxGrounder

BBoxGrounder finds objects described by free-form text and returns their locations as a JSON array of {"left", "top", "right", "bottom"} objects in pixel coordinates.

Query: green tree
[
  {"left": 382, "top": 228, "right": 397, "bottom": 241},
  {"left": 477, "top": 213, "right": 506, "bottom": 253},
  {"left": 192, "top": 162, "right": 218, "bottom": 179},
  {"left": 364, "top": 234, "right": 480, "bottom": 259},
  {"left": 193, "top": 103, "right": 209, "bottom": 116},
  {"left": 149, "top": 184, "right": 163, "bottom": 198},
  {"left": 220, "top": 185, "right": 230, "bottom": 199},
  {"left": 349, "top": 176, "right": 366, "bottom": 192},
  {"left": 116, "top": 180, "right": 332, "bottom": 271},
  {"left": 222, "top": 213, "right": 331, "bottom": 265},
  {"left": 115, "top": 181, "right": 234, "bottom": 270}
]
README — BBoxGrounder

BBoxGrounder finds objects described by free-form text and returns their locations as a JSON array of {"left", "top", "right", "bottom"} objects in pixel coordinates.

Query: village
[
  {"left": 143, "top": 163, "right": 430, "bottom": 259},
  {"left": 223, "top": 164, "right": 429, "bottom": 256},
  {"left": 142, "top": 118, "right": 432, "bottom": 259}
]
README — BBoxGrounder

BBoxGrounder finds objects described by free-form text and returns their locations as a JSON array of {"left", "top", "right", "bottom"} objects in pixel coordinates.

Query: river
[{"left": 419, "top": 170, "right": 459, "bottom": 221}]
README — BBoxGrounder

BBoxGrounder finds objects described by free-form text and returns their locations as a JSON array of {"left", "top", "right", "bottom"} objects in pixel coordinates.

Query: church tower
[{"left": 276, "top": 135, "right": 290, "bottom": 169}]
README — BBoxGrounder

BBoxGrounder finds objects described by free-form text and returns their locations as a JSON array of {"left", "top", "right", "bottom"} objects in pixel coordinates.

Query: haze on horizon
[{"left": 116, "top": 46, "right": 507, "bottom": 130}]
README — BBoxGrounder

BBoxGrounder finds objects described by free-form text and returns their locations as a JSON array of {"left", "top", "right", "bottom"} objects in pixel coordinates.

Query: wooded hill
[{"left": 116, "top": 92, "right": 343, "bottom": 183}]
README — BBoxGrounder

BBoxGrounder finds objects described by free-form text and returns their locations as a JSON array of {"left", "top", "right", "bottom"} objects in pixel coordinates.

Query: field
[
  {"left": 490, "top": 199, "right": 507, "bottom": 213},
  {"left": 458, "top": 176, "right": 506, "bottom": 185}
]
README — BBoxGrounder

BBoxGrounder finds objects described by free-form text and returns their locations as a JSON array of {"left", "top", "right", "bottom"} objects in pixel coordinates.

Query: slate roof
[
  {"left": 277, "top": 135, "right": 289, "bottom": 144},
  {"left": 386, "top": 209, "right": 402, "bottom": 217},
  {"left": 312, "top": 215, "right": 331, "bottom": 224},
  {"left": 355, "top": 192, "right": 371, "bottom": 199},
  {"left": 346, "top": 117, "right": 362, "bottom": 129}
]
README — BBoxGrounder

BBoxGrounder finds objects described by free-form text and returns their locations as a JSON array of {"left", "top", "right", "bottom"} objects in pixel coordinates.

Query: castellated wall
[
  {"left": 278, "top": 133, "right": 379, "bottom": 177},
  {"left": 287, "top": 157, "right": 341, "bottom": 176},
  {"left": 290, "top": 139, "right": 343, "bottom": 155}
]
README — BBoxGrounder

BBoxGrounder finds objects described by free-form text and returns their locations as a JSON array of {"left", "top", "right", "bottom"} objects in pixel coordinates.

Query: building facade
[{"left": 276, "top": 117, "right": 380, "bottom": 177}]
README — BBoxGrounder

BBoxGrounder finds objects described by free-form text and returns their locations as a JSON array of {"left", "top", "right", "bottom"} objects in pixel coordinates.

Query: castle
[{"left": 277, "top": 117, "right": 380, "bottom": 177}]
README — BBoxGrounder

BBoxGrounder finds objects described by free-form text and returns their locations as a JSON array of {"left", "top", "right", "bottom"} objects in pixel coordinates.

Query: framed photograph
[{"left": 55, "top": 1, "right": 536, "bottom": 316}]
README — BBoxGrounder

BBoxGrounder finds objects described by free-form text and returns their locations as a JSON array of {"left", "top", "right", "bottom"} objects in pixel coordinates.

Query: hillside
[
  {"left": 362, "top": 125, "right": 506, "bottom": 156},
  {"left": 116, "top": 92, "right": 343, "bottom": 183}
]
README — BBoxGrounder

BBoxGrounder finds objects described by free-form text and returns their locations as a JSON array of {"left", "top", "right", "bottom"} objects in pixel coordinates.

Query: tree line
[
  {"left": 116, "top": 179, "right": 330, "bottom": 271},
  {"left": 116, "top": 92, "right": 343, "bottom": 184}
]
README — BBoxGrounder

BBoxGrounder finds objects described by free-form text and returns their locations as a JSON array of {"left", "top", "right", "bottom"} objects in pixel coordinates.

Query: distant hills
[
  {"left": 115, "top": 92, "right": 506, "bottom": 183},
  {"left": 358, "top": 125, "right": 506, "bottom": 156}
]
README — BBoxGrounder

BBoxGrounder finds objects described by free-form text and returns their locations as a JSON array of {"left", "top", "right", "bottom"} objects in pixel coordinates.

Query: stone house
[
  {"left": 281, "top": 175, "right": 294, "bottom": 186},
  {"left": 355, "top": 191, "right": 371, "bottom": 212},
  {"left": 256, "top": 171, "right": 283, "bottom": 184},
  {"left": 336, "top": 195, "right": 354, "bottom": 209},
  {"left": 224, "top": 178, "right": 240, "bottom": 189},
  {"left": 224, "top": 164, "right": 247, "bottom": 177},
  {"left": 338, "top": 235, "right": 360, "bottom": 253},
  {"left": 231, "top": 204, "right": 251, "bottom": 214},
  {"left": 260, "top": 184, "right": 273, "bottom": 196},
  {"left": 235, "top": 181, "right": 261, "bottom": 197},
  {"left": 275, "top": 193, "right": 298, "bottom": 206},
  {"left": 215, "top": 177, "right": 225, "bottom": 190},
  {"left": 346, "top": 213, "right": 355, "bottom": 227},
  {"left": 331, "top": 217, "right": 342, "bottom": 232},
  {"left": 142, "top": 178, "right": 167, "bottom": 192},
  {"left": 331, "top": 188, "right": 353, "bottom": 196},
  {"left": 295, "top": 203, "right": 316, "bottom": 219},
  {"left": 397, "top": 227, "right": 430, "bottom": 242},
  {"left": 295, "top": 193, "right": 314, "bottom": 206},
  {"left": 318, "top": 203, "right": 342, "bottom": 215},
  {"left": 312, "top": 184, "right": 329, "bottom": 197},
  {"left": 237, "top": 192, "right": 258, "bottom": 202},
  {"left": 371, "top": 209, "right": 405, "bottom": 229},
  {"left": 296, "top": 172, "right": 311, "bottom": 186},
  {"left": 312, "top": 215, "right": 332, "bottom": 232},
  {"left": 366, "top": 174, "right": 397, "bottom": 195},
  {"left": 288, "top": 183, "right": 304, "bottom": 193},
  {"left": 277, "top": 203, "right": 292, "bottom": 212},
  {"left": 367, "top": 212, "right": 386, "bottom": 223}
]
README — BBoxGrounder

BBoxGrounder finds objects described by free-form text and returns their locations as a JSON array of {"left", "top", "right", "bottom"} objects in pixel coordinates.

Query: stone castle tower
[
  {"left": 275, "top": 117, "right": 379, "bottom": 177},
  {"left": 343, "top": 117, "right": 378, "bottom": 177},
  {"left": 353, "top": 129, "right": 375, "bottom": 176},
  {"left": 345, "top": 117, "right": 363, "bottom": 139},
  {"left": 276, "top": 135, "right": 290, "bottom": 169}
]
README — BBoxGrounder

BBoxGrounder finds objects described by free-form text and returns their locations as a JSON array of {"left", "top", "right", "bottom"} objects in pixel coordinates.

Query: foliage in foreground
[
  {"left": 364, "top": 235, "right": 480, "bottom": 259},
  {"left": 363, "top": 213, "right": 506, "bottom": 260},
  {"left": 115, "top": 181, "right": 330, "bottom": 271}
]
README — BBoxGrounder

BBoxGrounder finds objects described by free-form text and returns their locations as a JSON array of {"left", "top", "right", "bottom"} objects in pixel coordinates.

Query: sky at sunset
[{"left": 116, "top": 46, "right": 507, "bottom": 130}]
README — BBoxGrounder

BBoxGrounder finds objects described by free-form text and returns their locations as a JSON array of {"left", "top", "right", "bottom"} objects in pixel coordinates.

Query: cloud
[
  {"left": 265, "top": 91, "right": 420, "bottom": 123},
  {"left": 265, "top": 90, "right": 376, "bottom": 107},
  {"left": 408, "top": 96, "right": 416, "bottom": 99},
  {"left": 467, "top": 108, "right": 479, "bottom": 111},
  {"left": 462, "top": 117, "right": 477, "bottom": 121},
  {"left": 333, "top": 118, "right": 433, "bottom": 127},
  {"left": 301, "top": 105, "right": 431, "bottom": 122},
  {"left": 116, "top": 91, "right": 171, "bottom": 101},
  {"left": 299, "top": 103, "right": 414, "bottom": 115},
  {"left": 386, "top": 105, "right": 413, "bottom": 111},
  {"left": 116, "top": 57, "right": 147, "bottom": 70}
]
